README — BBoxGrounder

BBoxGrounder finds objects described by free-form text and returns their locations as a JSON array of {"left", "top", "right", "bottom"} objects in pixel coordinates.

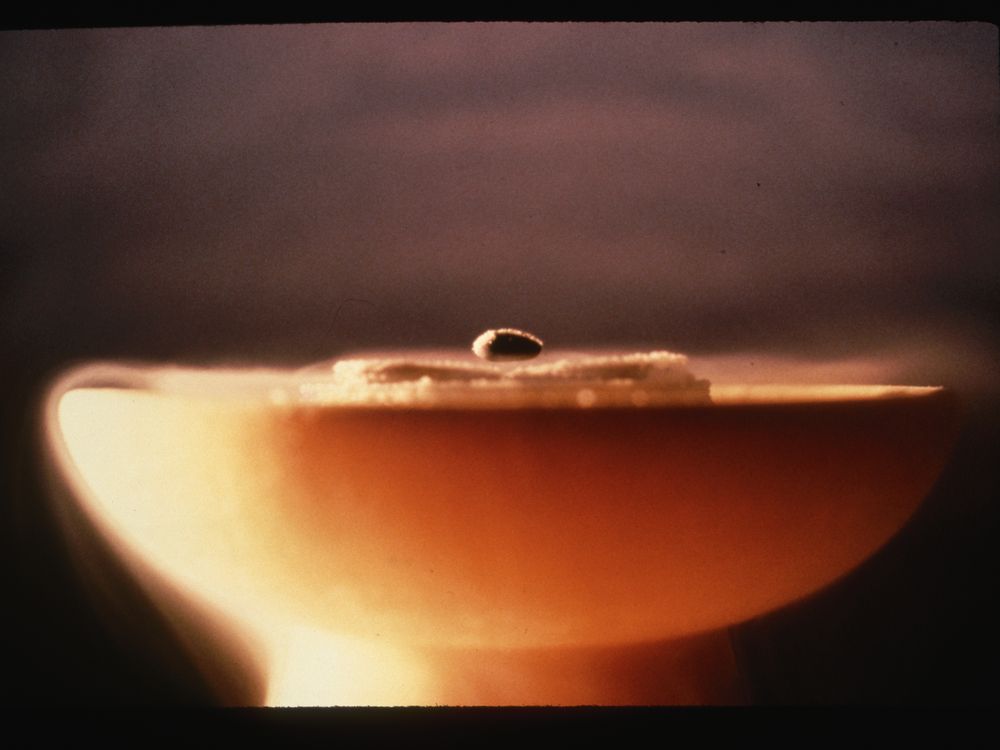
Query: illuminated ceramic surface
[{"left": 42, "top": 359, "right": 959, "bottom": 705}]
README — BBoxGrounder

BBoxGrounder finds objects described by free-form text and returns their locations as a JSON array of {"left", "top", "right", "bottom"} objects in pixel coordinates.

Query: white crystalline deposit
[{"left": 297, "top": 350, "right": 712, "bottom": 408}]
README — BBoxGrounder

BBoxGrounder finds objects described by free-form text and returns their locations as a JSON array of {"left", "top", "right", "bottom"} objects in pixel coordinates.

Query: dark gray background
[{"left": 2, "top": 22, "right": 997, "bottom": 705}]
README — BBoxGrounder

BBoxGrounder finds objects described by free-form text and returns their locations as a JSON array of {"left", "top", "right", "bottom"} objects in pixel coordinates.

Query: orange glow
[
  {"left": 266, "top": 627, "right": 433, "bottom": 706},
  {"left": 46, "top": 365, "right": 959, "bottom": 705},
  {"left": 270, "top": 386, "right": 956, "bottom": 648}
]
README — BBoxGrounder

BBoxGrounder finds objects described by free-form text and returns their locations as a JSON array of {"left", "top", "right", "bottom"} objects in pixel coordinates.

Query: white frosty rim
[{"left": 42, "top": 353, "right": 944, "bottom": 412}]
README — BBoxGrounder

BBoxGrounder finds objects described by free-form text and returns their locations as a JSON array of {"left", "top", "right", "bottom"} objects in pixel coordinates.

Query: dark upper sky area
[{"left": 2, "top": 23, "right": 997, "bottom": 382}]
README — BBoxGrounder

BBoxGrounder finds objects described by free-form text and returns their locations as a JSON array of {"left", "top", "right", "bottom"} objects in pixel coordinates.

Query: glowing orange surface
[
  {"left": 273, "top": 388, "right": 957, "bottom": 647},
  {"left": 53, "top": 379, "right": 958, "bottom": 656}
]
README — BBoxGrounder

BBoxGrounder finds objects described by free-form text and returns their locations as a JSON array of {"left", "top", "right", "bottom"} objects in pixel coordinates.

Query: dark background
[{"left": 2, "top": 22, "right": 997, "bottom": 705}]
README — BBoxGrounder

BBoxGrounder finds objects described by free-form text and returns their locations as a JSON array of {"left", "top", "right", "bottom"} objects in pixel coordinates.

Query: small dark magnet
[{"left": 472, "top": 328, "right": 544, "bottom": 361}]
